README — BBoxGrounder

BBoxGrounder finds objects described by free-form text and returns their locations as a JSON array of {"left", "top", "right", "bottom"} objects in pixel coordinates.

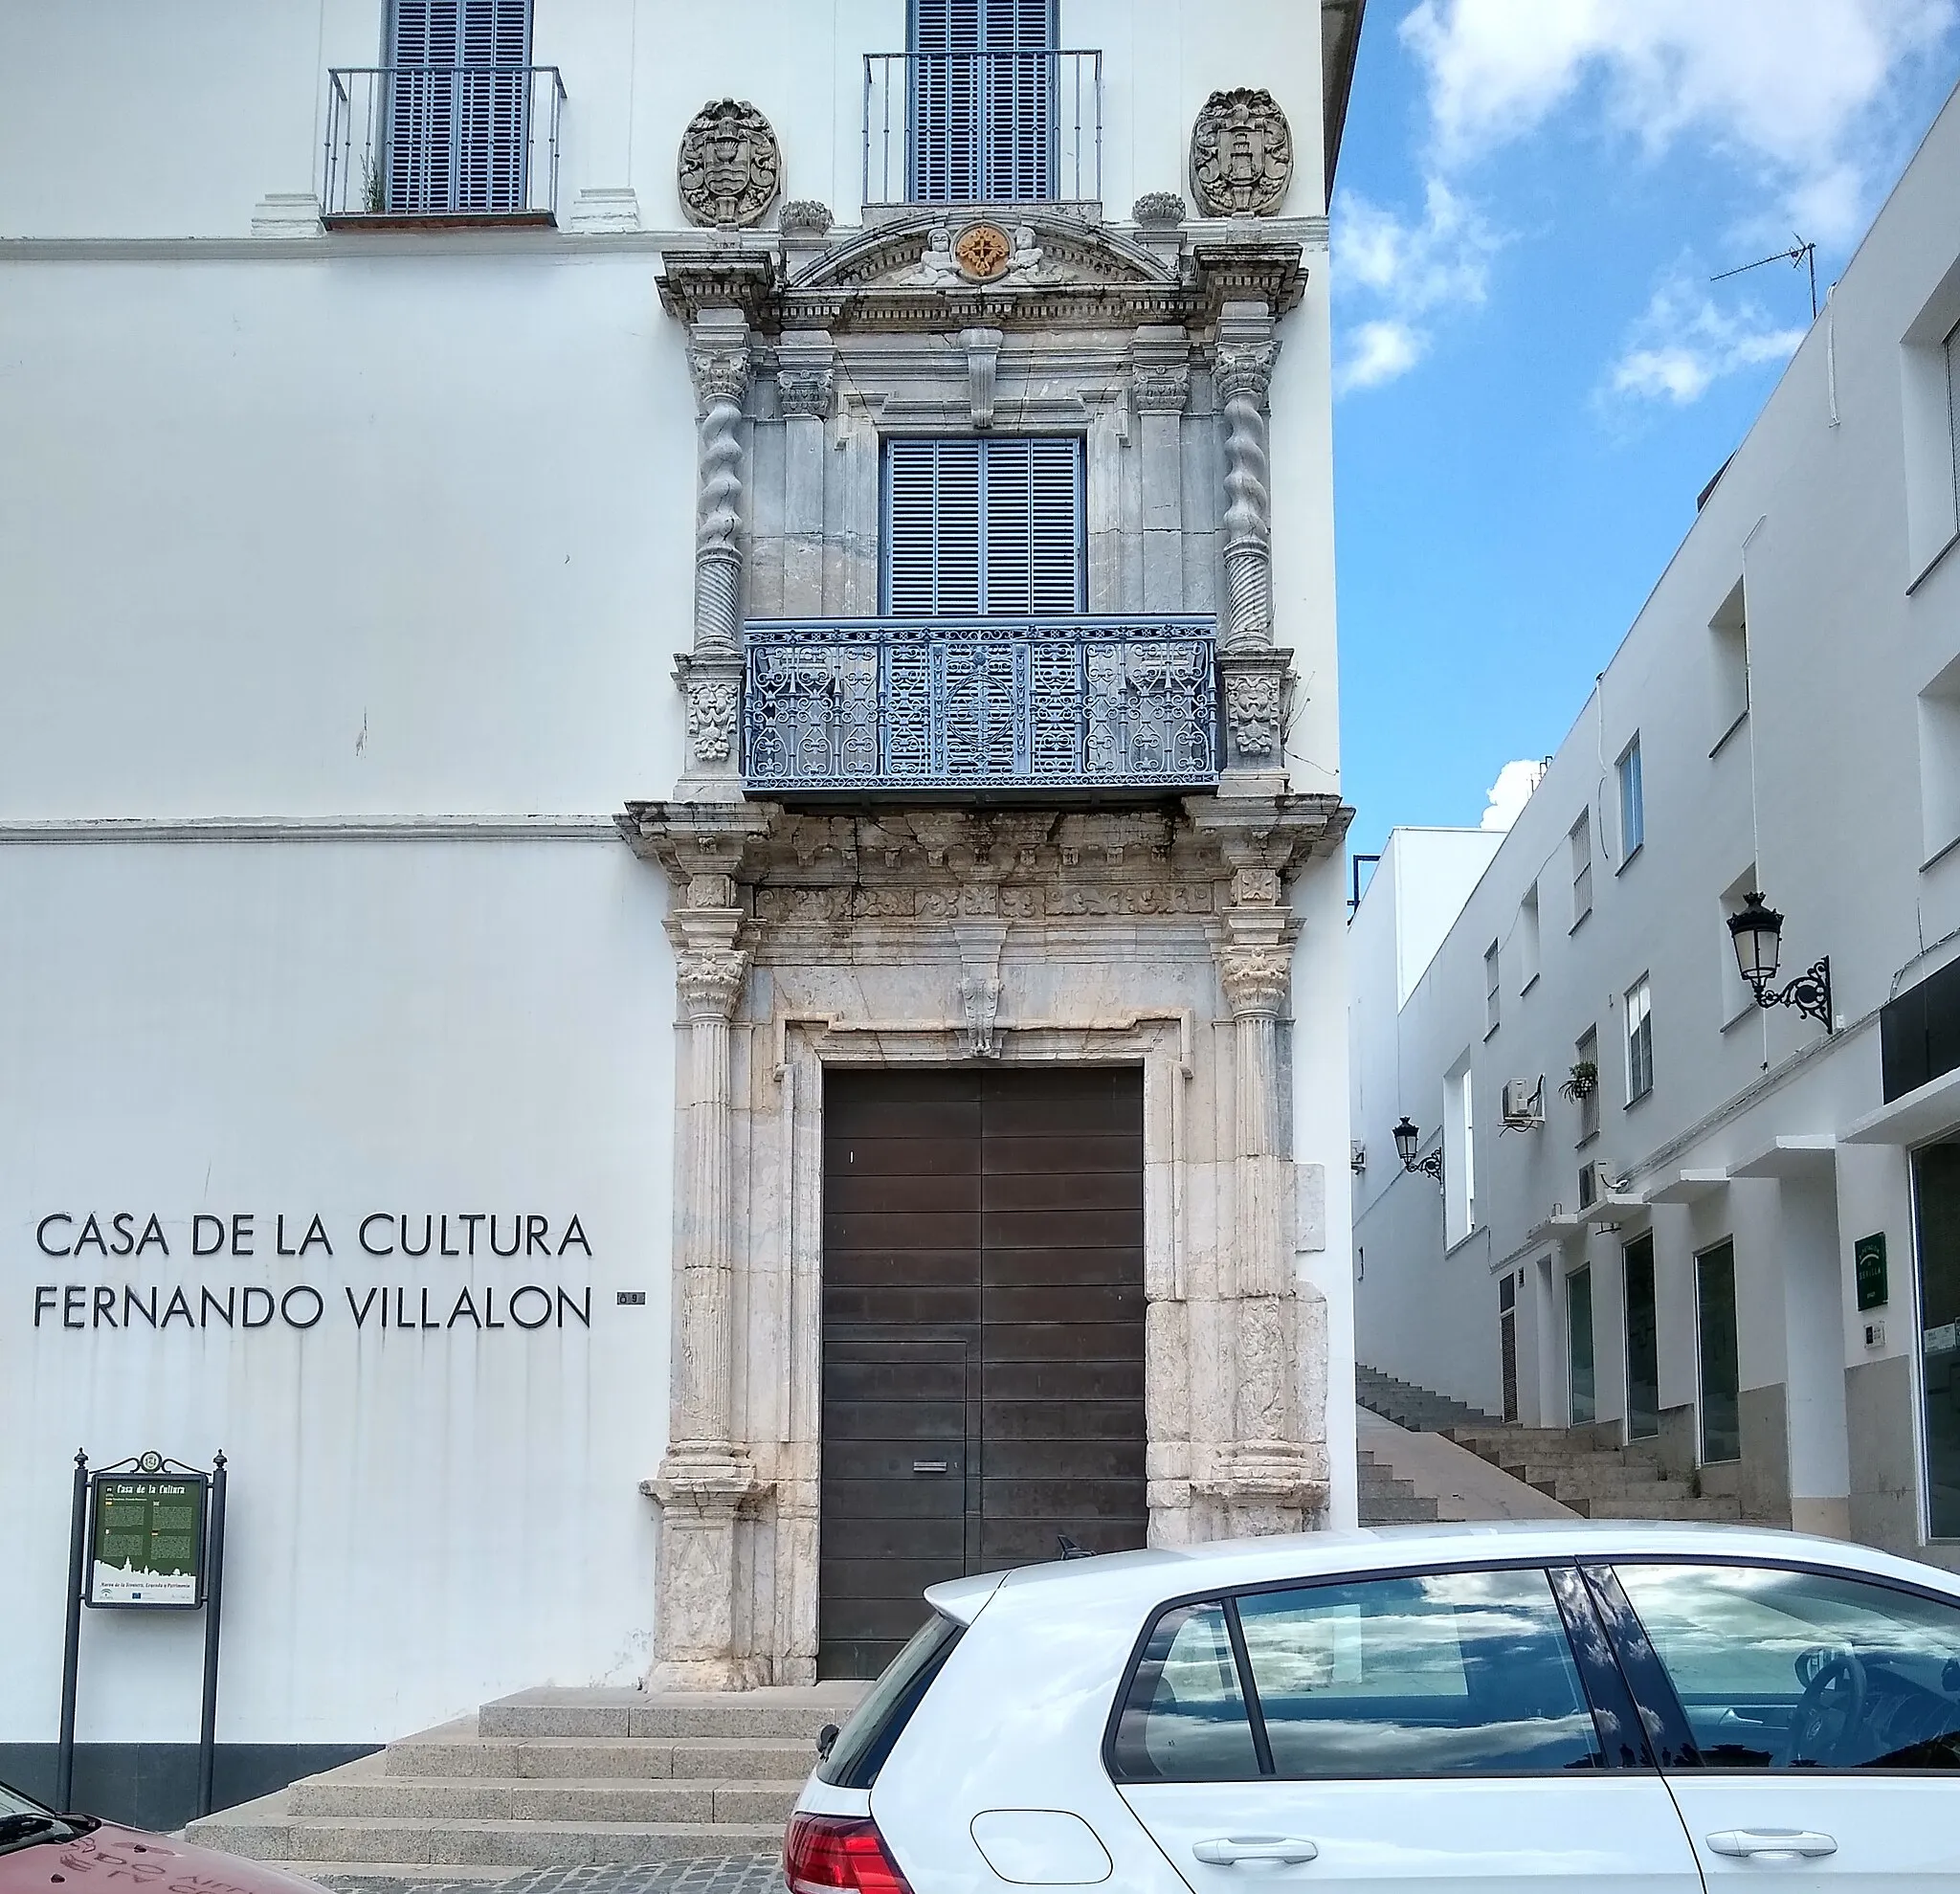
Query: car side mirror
[{"left": 816, "top": 1722, "right": 839, "bottom": 1759}]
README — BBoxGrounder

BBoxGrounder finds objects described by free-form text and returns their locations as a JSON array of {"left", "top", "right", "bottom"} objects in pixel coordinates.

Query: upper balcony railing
[
  {"left": 744, "top": 616, "right": 1216, "bottom": 796},
  {"left": 323, "top": 65, "right": 566, "bottom": 225},
  {"left": 862, "top": 50, "right": 1102, "bottom": 208}
]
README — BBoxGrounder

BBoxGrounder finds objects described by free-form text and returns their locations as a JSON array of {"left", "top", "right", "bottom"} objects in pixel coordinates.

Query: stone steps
[
  {"left": 184, "top": 1684, "right": 861, "bottom": 1882},
  {"left": 1356, "top": 1447, "right": 1439, "bottom": 1526},
  {"left": 1362, "top": 1367, "right": 1741, "bottom": 1526}
]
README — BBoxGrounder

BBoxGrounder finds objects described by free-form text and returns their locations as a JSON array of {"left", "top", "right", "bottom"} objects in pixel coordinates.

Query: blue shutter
[
  {"left": 910, "top": 0, "right": 1052, "bottom": 200},
  {"left": 388, "top": 0, "right": 529, "bottom": 214},
  {"left": 885, "top": 436, "right": 1082, "bottom": 617}
]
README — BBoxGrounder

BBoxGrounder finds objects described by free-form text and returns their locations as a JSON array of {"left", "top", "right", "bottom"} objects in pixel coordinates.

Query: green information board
[
  {"left": 1856, "top": 1233, "right": 1889, "bottom": 1313},
  {"left": 86, "top": 1474, "right": 207, "bottom": 1609}
]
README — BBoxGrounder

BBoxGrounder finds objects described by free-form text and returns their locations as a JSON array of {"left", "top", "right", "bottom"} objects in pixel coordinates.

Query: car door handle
[
  {"left": 1193, "top": 1838, "right": 1320, "bottom": 1866},
  {"left": 911, "top": 1459, "right": 951, "bottom": 1475},
  {"left": 1706, "top": 1831, "right": 1838, "bottom": 1861}
]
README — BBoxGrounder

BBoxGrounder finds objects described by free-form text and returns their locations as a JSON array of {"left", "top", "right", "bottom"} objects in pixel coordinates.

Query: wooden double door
[{"left": 817, "top": 1067, "right": 1147, "bottom": 1679}]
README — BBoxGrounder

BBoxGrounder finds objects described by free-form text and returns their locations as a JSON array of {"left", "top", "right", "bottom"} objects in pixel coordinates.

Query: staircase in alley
[
  {"left": 1356, "top": 1365, "right": 1741, "bottom": 1523},
  {"left": 184, "top": 1684, "right": 860, "bottom": 1883}
]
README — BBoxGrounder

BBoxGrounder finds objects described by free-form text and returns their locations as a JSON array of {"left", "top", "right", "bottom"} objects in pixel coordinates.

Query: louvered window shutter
[
  {"left": 884, "top": 437, "right": 1082, "bottom": 616},
  {"left": 388, "top": 0, "right": 529, "bottom": 215},
  {"left": 910, "top": 0, "right": 1052, "bottom": 200}
]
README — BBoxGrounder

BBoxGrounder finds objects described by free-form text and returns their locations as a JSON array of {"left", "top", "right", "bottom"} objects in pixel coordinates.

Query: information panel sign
[
  {"left": 86, "top": 1473, "right": 208, "bottom": 1608},
  {"left": 1856, "top": 1233, "right": 1890, "bottom": 1313}
]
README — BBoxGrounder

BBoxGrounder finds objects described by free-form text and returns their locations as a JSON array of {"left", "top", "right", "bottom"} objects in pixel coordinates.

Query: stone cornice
[{"left": 657, "top": 217, "right": 1309, "bottom": 335}]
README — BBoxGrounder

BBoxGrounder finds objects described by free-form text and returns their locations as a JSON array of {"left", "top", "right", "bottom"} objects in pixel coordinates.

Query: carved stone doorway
[{"left": 817, "top": 1064, "right": 1148, "bottom": 1678}]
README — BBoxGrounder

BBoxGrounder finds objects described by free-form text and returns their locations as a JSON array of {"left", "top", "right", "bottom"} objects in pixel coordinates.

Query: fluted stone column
[
  {"left": 645, "top": 890, "right": 764, "bottom": 1688},
  {"left": 676, "top": 310, "right": 753, "bottom": 802}
]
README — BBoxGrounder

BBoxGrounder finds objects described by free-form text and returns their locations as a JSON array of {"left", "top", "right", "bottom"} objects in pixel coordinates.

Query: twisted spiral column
[
  {"left": 688, "top": 319, "right": 752, "bottom": 660},
  {"left": 1215, "top": 339, "right": 1277, "bottom": 653}
]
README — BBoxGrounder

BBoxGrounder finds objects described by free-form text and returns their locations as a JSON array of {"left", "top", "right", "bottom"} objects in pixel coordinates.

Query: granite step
[
  {"left": 384, "top": 1731, "right": 814, "bottom": 1783},
  {"left": 1566, "top": 1494, "right": 1744, "bottom": 1522},
  {"left": 188, "top": 1809, "right": 788, "bottom": 1867},
  {"left": 479, "top": 1686, "right": 852, "bottom": 1742},
  {"left": 289, "top": 1775, "right": 800, "bottom": 1826}
]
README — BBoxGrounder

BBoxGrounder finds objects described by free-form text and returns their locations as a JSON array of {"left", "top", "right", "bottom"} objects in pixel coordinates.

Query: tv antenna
[{"left": 1711, "top": 236, "right": 1818, "bottom": 321}]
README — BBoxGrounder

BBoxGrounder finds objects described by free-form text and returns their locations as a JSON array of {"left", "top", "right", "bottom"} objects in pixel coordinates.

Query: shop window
[
  {"left": 1913, "top": 1140, "right": 1960, "bottom": 1538},
  {"left": 1696, "top": 1239, "right": 1741, "bottom": 1464},
  {"left": 1568, "top": 1265, "right": 1596, "bottom": 1427},
  {"left": 1623, "top": 1232, "right": 1658, "bottom": 1440}
]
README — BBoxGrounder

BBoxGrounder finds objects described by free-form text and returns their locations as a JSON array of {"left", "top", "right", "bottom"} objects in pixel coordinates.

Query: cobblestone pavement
[{"left": 321, "top": 1859, "right": 781, "bottom": 1894}]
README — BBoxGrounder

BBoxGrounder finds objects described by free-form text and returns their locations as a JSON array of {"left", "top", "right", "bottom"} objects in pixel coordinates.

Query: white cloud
[
  {"left": 1607, "top": 275, "right": 1807, "bottom": 405},
  {"left": 1334, "top": 179, "right": 1503, "bottom": 391},
  {"left": 1400, "top": 0, "right": 1957, "bottom": 243},
  {"left": 1481, "top": 759, "right": 1546, "bottom": 831}
]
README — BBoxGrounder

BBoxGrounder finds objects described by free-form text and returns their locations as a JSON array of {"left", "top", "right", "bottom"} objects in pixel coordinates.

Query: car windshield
[{"left": 0, "top": 1782, "right": 51, "bottom": 1820}]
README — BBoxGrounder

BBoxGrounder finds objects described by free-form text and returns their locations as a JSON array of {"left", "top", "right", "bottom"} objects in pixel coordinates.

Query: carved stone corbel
[
  {"left": 962, "top": 326, "right": 1003, "bottom": 429},
  {"left": 952, "top": 919, "right": 1008, "bottom": 1058}
]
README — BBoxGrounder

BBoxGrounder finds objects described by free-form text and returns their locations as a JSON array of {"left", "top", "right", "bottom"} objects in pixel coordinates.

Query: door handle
[
  {"left": 911, "top": 1459, "right": 951, "bottom": 1475},
  {"left": 1193, "top": 1838, "right": 1320, "bottom": 1866},
  {"left": 1706, "top": 1832, "right": 1838, "bottom": 1861}
]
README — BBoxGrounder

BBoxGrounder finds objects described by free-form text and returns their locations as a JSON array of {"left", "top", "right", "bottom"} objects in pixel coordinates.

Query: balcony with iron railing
[
  {"left": 742, "top": 617, "right": 1217, "bottom": 796},
  {"left": 862, "top": 50, "right": 1102, "bottom": 208},
  {"left": 323, "top": 65, "right": 566, "bottom": 225}
]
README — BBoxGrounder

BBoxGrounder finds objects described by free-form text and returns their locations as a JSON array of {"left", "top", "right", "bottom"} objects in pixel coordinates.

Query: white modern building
[
  {"left": 1351, "top": 77, "right": 1960, "bottom": 1563},
  {"left": 0, "top": 0, "right": 1364, "bottom": 1828}
]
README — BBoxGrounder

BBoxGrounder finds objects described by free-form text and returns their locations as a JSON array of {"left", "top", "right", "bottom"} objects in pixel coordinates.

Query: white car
[{"left": 786, "top": 1521, "right": 1960, "bottom": 1894}]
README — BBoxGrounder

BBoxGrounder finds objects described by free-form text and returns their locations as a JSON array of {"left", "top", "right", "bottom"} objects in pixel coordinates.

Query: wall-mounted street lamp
[
  {"left": 1392, "top": 1116, "right": 1444, "bottom": 1186},
  {"left": 1726, "top": 891, "right": 1833, "bottom": 1033}
]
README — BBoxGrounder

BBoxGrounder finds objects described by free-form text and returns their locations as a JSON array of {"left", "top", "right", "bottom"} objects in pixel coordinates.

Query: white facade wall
[
  {"left": 1, "top": 0, "right": 1353, "bottom": 1772},
  {"left": 1351, "top": 80, "right": 1960, "bottom": 1559}
]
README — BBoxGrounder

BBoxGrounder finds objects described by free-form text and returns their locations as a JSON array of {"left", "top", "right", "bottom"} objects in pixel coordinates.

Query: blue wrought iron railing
[
  {"left": 743, "top": 617, "right": 1218, "bottom": 793},
  {"left": 862, "top": 50, "right": 1102, "bottom": 206},
  {"left": 323, "top": 65, "right": 566, "bottom": 223}
]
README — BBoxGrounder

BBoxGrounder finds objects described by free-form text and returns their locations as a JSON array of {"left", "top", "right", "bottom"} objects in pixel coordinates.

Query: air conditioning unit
[
  {"left": 1501, "top": 1077, "right": 1546, "bottom": 1129},
  {"left": 1577, "top": 1159, "right": 1627, "bottom": 1210}
]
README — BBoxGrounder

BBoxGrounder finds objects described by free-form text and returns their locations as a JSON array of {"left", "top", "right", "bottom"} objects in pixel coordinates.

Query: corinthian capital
[
  {"left": 677, "top": 946, "right": 751, "bottom": 1021},
  {"left": 1218, "top": 945, "right": 1291, "bottom": 1017},
  {"left": 688, "top": 325, "right": 753, "bottom": 418},
  {"left": 1214, "top": 340, "right": 1278, "bottom": 409}
]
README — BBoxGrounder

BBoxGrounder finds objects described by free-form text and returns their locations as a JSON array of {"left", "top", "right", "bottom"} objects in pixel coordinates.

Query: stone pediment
[{"left": 791, "top": 210, "right": 1172, "bottom": 294}]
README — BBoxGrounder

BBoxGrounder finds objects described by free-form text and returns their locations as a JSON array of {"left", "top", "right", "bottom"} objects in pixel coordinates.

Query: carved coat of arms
[
  {"left": 678, "top": 100, "right": 781, "bottom": 228},
  {"left": 1190, "top": 88, "right": 1293, "bottom": 217}
]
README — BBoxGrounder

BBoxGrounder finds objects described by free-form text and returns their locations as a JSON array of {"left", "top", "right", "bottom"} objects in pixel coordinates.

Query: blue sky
[{"left": 1332, "top": 0, "right": 1960, "bottom": 861}]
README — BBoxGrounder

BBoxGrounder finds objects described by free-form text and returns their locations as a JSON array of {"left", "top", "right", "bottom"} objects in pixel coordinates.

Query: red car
[{"left": 0, "top": 1780, "right": 326, "bottom": 1894}]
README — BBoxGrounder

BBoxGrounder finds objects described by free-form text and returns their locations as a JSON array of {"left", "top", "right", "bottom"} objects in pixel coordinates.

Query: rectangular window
[
  {"left": 1623, "top": 1232, "right": 1658, "bottom": 1441},
  {"left": 1617, "top": 736, "right": 1644, "bottom": 860},
  {"left": 1625, "top": 975, "right": 1654, "bottom": 1102},
  {"left": 387, "top": 0, "right": 533, "bottom": 215},
  {"left": 1568, "top": 1265, "right": 1596, "bottom": 1426},
  {"left": 1709, "top": 576, "right": 1749, "bottom": 746},
  {"left": 1575, "top": 1026, "right": 1600, "bottom": 1144},
  {"left": 883, "top": 436, "right": 1083, "bottom": 615},
  {"left": 1483, "top": 942, "right": 1501, "bottom": 1036},
  {"left": 1696, "top": 1239, "right": 1741, "bottom": 1464},
  {"left": 1570, "top": 812, "right": 1592, "bottom": 928},
  {"left": 1444, "top": 1064, "right": 1475, "bottom": 1245},
  {"left": 909, "top": 0, "right": 1057, "bottom": 203},
  {"left": 1518, "top": 882, "right": 1541, "bottom": 992}
]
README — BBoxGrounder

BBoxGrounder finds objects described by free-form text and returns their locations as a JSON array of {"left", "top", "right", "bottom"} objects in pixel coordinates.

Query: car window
[
  {"left": 1236, "top": 1567, "right": 1606, "bottom": 1777},
  {"left": 1109, "top": 1601, "right": 1262, "bottom": 1782},
  {"left": 815, "top": 1610, "right": 963, "bottom": 1789},
  {"left": 1615, "top": 1563, "right": 1960, "bottom": 1771}
]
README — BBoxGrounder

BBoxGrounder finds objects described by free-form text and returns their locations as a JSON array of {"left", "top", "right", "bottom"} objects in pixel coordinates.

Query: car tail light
[{"left": 784, "top": 1813, "right": 916, "bottom": 1894}]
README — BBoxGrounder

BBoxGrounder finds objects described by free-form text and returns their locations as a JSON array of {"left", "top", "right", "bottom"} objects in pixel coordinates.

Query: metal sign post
[{"left": 56, "top": 1450, "right": 230, "bottom": 1817}]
